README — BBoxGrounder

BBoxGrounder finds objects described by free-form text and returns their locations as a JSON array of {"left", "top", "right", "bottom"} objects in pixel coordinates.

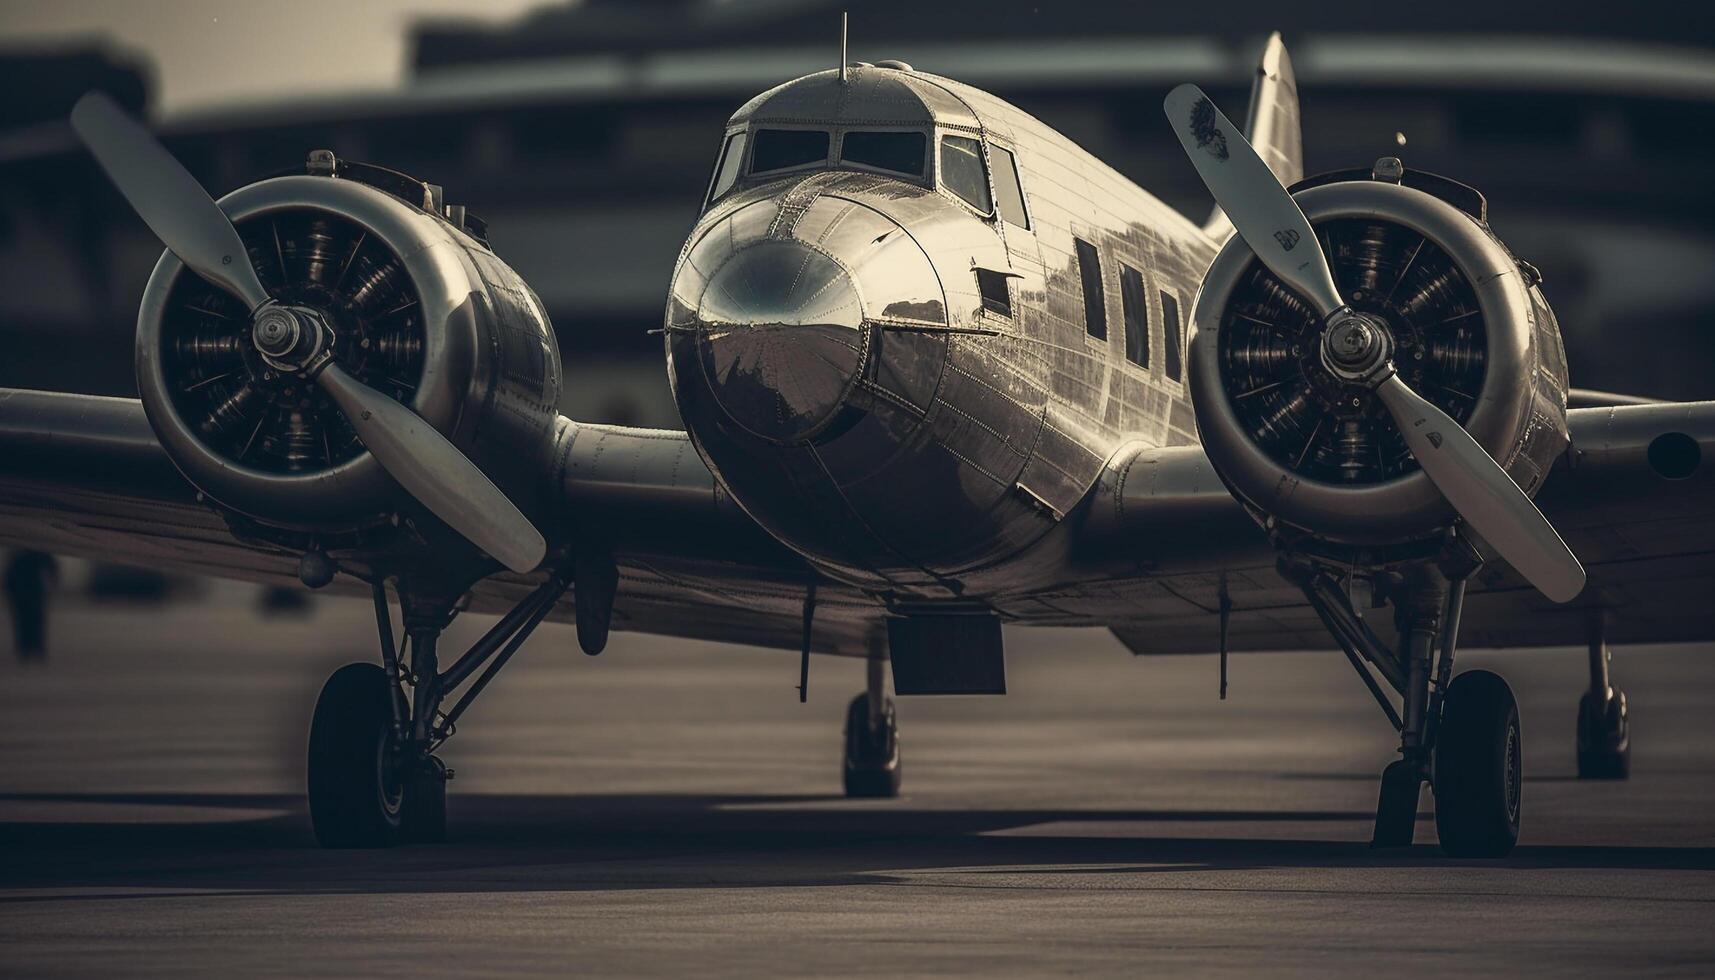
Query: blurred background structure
[{"left": 2, "top": 0, "right": 1714, "bottom": 435}]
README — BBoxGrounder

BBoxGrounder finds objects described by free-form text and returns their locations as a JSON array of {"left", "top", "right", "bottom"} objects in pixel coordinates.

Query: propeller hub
[
  {"left": 251, "top": 305, "right": 331, "bottom": 372},
  {"left": 1320, "top": 312, "right": 1392, "bottom": 381},
  {"left": 251, "top": 308, "right": 301, "bottom": 357}
]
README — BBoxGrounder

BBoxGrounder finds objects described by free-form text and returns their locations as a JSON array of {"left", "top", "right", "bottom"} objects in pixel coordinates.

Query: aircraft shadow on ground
[{"left": 3, "top": 791, "right": 1713, "bottom": 902}]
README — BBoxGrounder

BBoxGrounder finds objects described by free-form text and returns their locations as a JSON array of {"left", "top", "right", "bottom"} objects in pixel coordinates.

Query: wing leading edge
[
  {"left": 1073, "top": 402, "right": 1715, "bottom": 654},
  {"left": 3, "top": 387, "right": 1712, "bottom": 657},
  {"left": 0, "top": 388, "right": 885, "bottom": 656}
]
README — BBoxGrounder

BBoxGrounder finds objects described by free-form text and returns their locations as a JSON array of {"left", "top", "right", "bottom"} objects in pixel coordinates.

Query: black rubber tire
[
  {"left": 1371, "top": 758, "right": 1422, "bottom": 848},
  {"left": 401, "top": 756, "right": 449, "bottom": 844},
  {"left": 843, "top": 692, "right": 901, "bottom": 799},
  {"left": 307, "top": 663, "right": 405, "bottom": 848},
  {"left": 1433, "top": 669, "right": 1522, "bottom": 858},
  {"left": 1576, "top": 688, "right": 1631, "bottom": 780}
]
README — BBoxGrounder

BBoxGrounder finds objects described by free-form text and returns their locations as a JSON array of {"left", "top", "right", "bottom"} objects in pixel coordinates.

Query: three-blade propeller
[
  {"left": 70, "top": 93, "right": 546, "bottom": 574},
  {"left": 1163, "top": 84, "right": 1585, "bottom": 603}
]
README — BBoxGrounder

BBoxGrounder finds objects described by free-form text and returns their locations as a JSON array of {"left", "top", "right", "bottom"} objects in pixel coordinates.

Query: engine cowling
[
  {"left": 133, "top": 164, "right": 562, "bottom": 537},
  {"left": 1188, "top": 173, "right": 1570, "bottom": 545}
]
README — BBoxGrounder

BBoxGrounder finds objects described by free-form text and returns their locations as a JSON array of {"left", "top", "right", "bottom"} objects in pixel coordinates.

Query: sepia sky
[{"left": 0, "top": 0, "right": 548, "bottom": 115}]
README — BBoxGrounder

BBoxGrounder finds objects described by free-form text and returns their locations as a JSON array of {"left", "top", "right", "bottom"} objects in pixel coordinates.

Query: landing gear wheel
[
  {"left": 1371, "top": 759, "right": 1422, "bottom": 848},
  {"left": 1433, "top": 669, "right": 1522, "bottom": 858},
  {"left": 1576, "top": 687, "right": 1630, "bottom": 780},
  {"left": 843, "top": 692, "right": 901, "bottom": 799},
  {"left": 402, "top": 755, "right": 449, "bottom": 844},
  {"left": 307, "top": 663, "right": 405, "bottom": 848}
]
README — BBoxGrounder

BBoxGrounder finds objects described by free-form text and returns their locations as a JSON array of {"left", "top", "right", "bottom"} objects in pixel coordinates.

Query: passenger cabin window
[
  {"left": 1120, "top": 264, "right": 1149, "bottom": 368},
  {"left": 975, "top": 268, "right": 1012, "bottom": 317},
  {"left": 840, "top": 131, "right": 926, "bottom": 177},
  {"left": 940, "top": 136, "right": 991, "bottom": 212},
  {"left": 705, "top": 131, "right": 747, "bottom": 206},
  {"left": 1161, "top": 289, "right": 1184, "bottom": 381},
  {"left": 750, "top": 129, "right": 829, "bottom": 174},
  {"left": 989, "top": 145, "right": 1029, "bottom": 228},
  {"left": 1074, "top": 238, "right": 1106, "bottom": 341}
]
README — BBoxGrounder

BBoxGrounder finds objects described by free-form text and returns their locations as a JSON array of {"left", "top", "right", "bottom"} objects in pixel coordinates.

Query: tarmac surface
[{"left": 2, "top": 587, "right": 1713, "bottom": 976}]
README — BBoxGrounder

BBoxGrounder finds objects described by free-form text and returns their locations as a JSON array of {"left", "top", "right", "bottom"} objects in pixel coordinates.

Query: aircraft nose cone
[{"left": 694, "top": 239, "right": 867, "bottom": 444}]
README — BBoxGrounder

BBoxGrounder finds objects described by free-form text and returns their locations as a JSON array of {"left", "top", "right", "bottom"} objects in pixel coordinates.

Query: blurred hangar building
[{"left": 2, "top": 0, "right": 1713, "bottom": 429}]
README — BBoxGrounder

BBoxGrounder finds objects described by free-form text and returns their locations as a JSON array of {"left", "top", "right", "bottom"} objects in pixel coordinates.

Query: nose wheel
[{"left": 843, "top": 658, "right": 901, "bottom": 798}]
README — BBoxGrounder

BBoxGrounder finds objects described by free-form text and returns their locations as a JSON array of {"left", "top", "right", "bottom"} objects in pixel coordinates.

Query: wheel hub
[
  {"left": 375, "top": 729, "right": 405, "bottom": 819},
  {"left": 1505, "top": 719, "right": 1521, "bottom": 822}
]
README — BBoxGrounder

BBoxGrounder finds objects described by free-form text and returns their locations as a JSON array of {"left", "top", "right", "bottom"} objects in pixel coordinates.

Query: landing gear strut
[
  {"left": 1293, "top": 538, "right": 1522, "bottom": 857},
  {"left": 844, "top": 656, "right": 901, "bottom": 798},
  {"left": 306, "top": 569, "right": 570, "bottom": 847},
  {"left": 1577, "top": 624, "right": 1630, "bottom": 779}
]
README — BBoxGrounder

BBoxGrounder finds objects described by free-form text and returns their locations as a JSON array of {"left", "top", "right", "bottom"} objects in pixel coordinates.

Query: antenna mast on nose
[{"left": 839, "top": 11, "right": 849, "bottom": 84}]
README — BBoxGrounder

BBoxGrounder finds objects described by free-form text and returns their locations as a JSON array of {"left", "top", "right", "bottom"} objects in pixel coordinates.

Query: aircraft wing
[
  {"left": 4, "top": 387, "right": 1712, "bottom": 658},
  {"left": 1075, "top": 402, "right": 1715, "bottom": 655},
  {"left": 0, "top": 388, "right": 885, "bottom": 657}
]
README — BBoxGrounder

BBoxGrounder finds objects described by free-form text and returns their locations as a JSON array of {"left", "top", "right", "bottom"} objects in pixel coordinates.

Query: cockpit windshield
[
  {"left": 705, "top": 125, "right": 936, "bottom": 211},
  {"left": 705, "top": 131, "right": 747, "bottom": 205},
  {"left": 839, "top": 131, "right": 926, "bottom": 177},
  {"left": 750, "top": 129, "right": 830, "bottom": 174}
]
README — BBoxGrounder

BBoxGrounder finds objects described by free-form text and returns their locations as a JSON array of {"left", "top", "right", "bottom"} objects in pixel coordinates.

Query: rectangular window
[
  {"left": 1074, "top": 238, "right": 1106, "bottom": 341},
  {"left": 975, "top": 268, "right": 1011, "bottom": 317},
  {"left": 705, "top": 131, "right": 747, "bottom": 206},
  {"left": 839, "top": 131, "right": 926, "bottom": 177},
  {"left": 750, "top": 129, "right": 829, "bottom": 174},
  {"left": 1120, "top": 264, "right": 1149, "bottom": 368},
  {"left": 989, "top": 144, "right": 1029, "bottom": 228},
  {"left": 940, "top": 135, "right": 992, "bottom": 212},
  {"left": 1161, "top": 289, "right": 1184, "bottom": 381}
]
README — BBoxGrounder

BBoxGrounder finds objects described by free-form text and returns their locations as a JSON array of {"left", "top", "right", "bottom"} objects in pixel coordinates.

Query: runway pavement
[{"left": 2, "top": 587, "right": 1713, "bottom": 976}]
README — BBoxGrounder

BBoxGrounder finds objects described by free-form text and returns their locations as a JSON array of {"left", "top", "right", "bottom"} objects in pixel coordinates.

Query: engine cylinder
[
  {"left": 1188, "top": 178, "right": 1569, "bottom": 544},
  {"left": 135, "top": 174, "right": 562, "bottom": 533}
]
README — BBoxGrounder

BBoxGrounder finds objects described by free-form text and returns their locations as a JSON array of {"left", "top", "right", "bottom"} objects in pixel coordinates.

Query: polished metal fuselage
[{"left": 665, "top": 67, "right": 1219, "bottom": 600}]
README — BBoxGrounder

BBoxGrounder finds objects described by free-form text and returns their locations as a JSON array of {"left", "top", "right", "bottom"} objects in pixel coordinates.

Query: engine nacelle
[
  {"left": 1188, "top": 170, "right": 1570, "bottom": 545},
  {"left": 134, "top": 162, "right": 562, "bottom": 537}
]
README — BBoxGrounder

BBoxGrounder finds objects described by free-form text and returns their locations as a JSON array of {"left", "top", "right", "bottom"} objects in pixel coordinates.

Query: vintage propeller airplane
[{"left": 2, "top": 32, "right": 1711, "bottom": 855}]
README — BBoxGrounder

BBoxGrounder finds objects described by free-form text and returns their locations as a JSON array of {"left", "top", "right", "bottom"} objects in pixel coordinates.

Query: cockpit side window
[
  {"left": 706, "top": 131, "right": 747, "bottom": 207},
  {"left": 989, "top": 144, "right": 1029, "bottom": 229},
  {"left": 751, "top": 129, "right": 830, "bottom": 174},
  {"left": 839, "top": 131, "right": 927, "bottom": 177},
  {"left": 940, "top": 135, "right": 992, "bottom": 213}
]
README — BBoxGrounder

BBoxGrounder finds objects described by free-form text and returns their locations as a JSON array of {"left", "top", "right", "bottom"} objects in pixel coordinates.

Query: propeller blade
[
  {"left": 314, "top": 364, "right": 546, "bottom": 574},
  {"left": 1163, "top": 83, "right": 1345, "bottom": 319},
  {"left": 1374, "top": 373, "right": 1585, "bottom": 602},
  {"left": 70, "top": 92, "right": 271, "bottom": 311}
]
